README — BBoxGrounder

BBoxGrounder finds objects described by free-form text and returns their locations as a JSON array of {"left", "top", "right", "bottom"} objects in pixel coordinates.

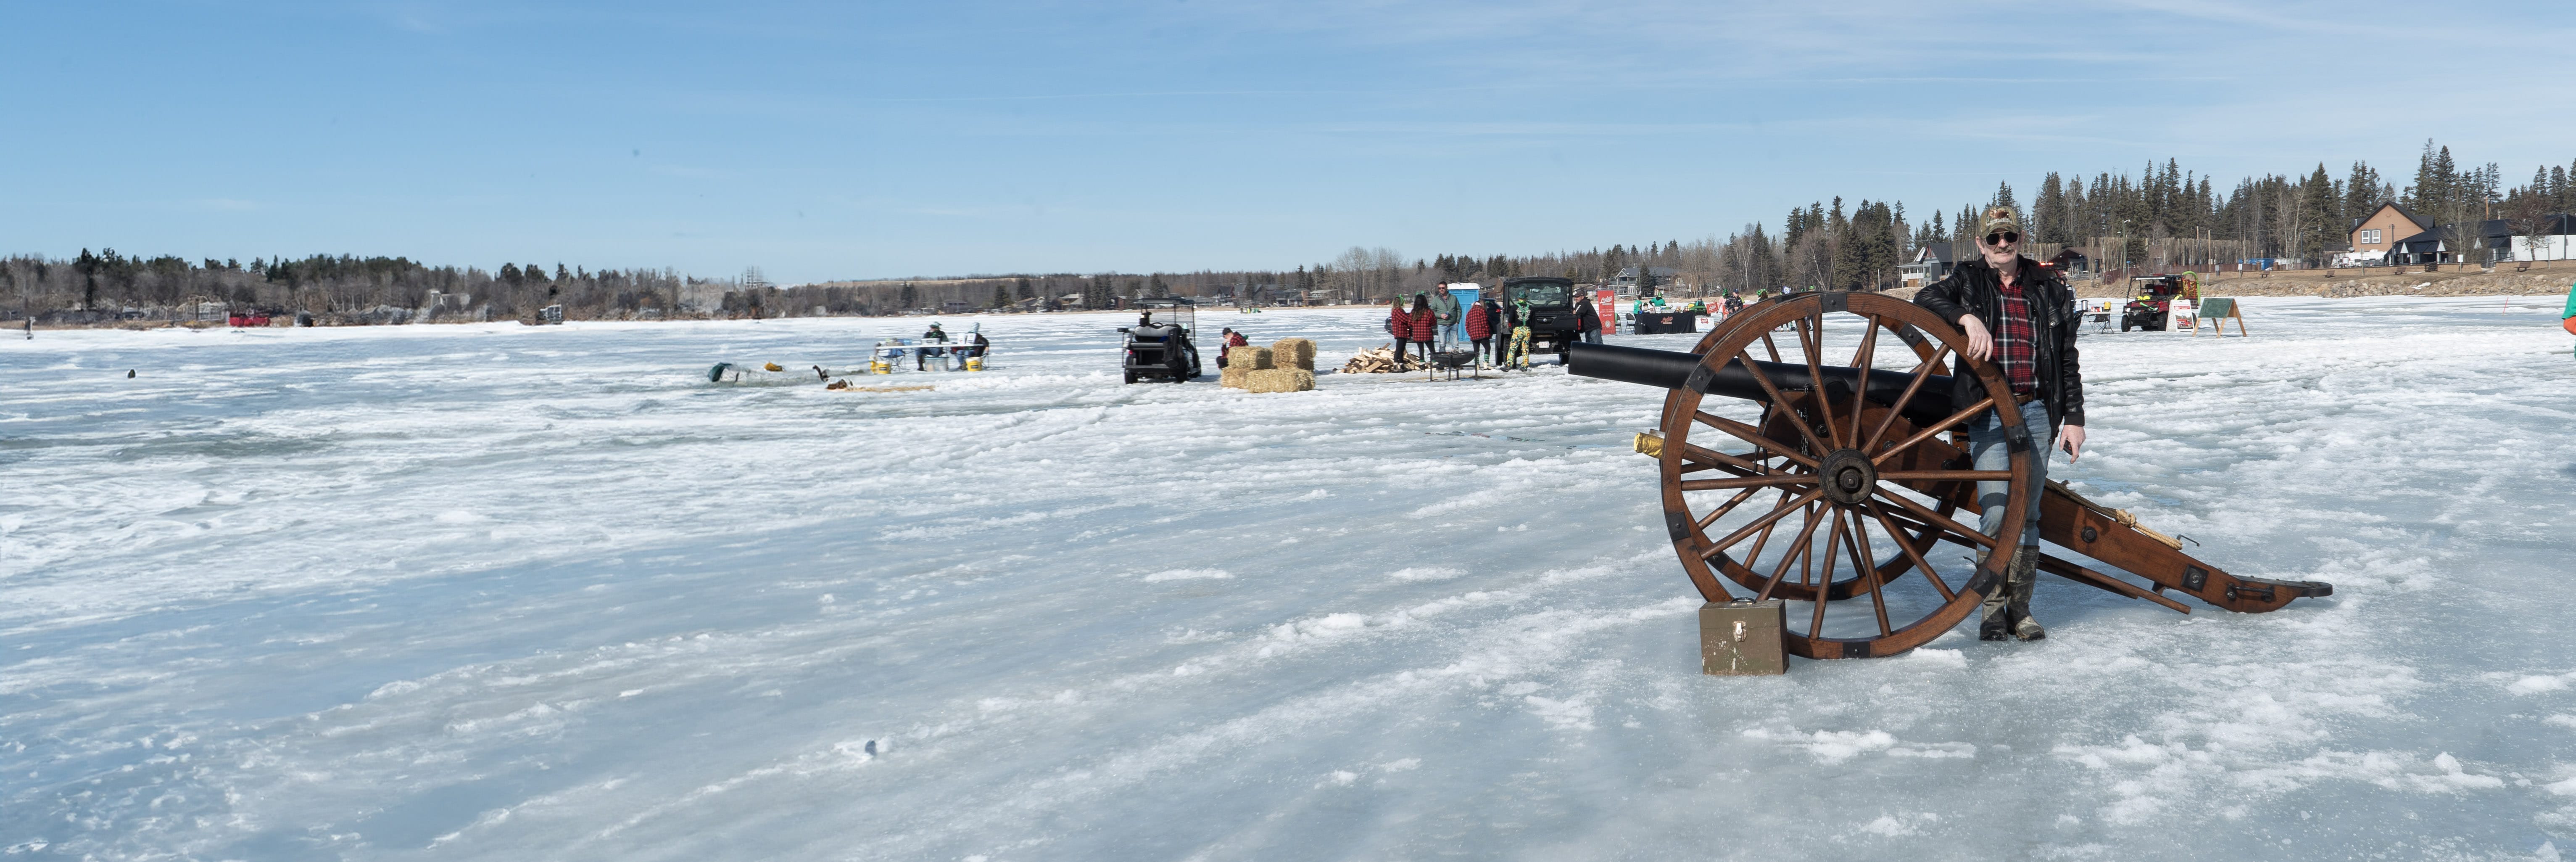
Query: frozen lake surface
[{"left": 6, "top": 296, "right": 2576, "bottom": 860}]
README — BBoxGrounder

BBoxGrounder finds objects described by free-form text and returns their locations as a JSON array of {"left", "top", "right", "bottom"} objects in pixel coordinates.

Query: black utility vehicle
[
  {"left": 1120, "top": 297, "right": 1202, "bottom": 383},
  {"left": 1501, "top": 276, "right": 1582, "bottom": 363}
]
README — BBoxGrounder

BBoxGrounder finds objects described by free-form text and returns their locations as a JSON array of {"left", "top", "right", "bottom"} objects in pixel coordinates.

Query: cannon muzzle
[{"left": 1567, "top": 341, "right": 1961, "bottom": 427}]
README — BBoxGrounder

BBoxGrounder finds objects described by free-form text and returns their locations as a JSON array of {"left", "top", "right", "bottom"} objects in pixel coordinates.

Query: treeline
[
  {"left": 4, "top": 251, "right": 733, "bottom": 324},
  {"left": 849, "top": 137, "right": 2576, "bottom": 307},
  {"left": 882, "top": 138, "right": 2576, "bottom": 306},
  {"left": 1695, "top": 137, "right": 2576, "bottom": 293},
  {"left": 24, "top": 140, "right": 2576, "bottom": 325},
  {"left": 1949, "top": 138, "right": 2576, "bottom": 270}
]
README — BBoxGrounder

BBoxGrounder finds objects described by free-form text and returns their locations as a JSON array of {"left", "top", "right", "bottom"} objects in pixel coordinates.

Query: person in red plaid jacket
[{"left": 1913, "top": 206, "right": 2087, "bottom": 643}]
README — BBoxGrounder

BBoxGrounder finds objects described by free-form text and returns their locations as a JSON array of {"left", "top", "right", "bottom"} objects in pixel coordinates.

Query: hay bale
[
  {"left": 1220, "top": 368, "right": 1251, "bottom": 389},
  {"left": 1269, "top": 338, "right": 1317, "bottom": 370},
  {"left": 1244, "top": 368, "right": 1313, "bottom": 393},
  {"left": 1227, "top": 347, "right": 1274, "bottom": 370}
]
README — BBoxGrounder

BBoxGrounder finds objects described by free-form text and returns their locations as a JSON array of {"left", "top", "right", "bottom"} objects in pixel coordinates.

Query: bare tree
[{"left": 2507, "top": 194, "right": 2555, "bottom": 270}]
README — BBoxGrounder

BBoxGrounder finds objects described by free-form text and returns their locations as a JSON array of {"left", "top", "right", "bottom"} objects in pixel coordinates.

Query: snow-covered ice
[{"left": 4, "top": 295, "right": 2574, "bottom": 860}]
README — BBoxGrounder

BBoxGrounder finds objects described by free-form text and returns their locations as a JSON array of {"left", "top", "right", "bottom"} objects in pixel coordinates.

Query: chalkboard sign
[{"left": 2192, "top": 298, "right": 2246, "bottom": 336}]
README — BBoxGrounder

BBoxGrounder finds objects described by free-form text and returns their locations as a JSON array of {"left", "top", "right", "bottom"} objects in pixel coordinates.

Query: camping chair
[{"left": 2082, "top": 300, "right": 2113, "bottom": 334}]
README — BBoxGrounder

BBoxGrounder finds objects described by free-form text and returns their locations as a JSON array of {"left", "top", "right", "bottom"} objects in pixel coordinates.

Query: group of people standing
[
  {"left": 1384, "top": 288, "right": 1456, "bottom": 361},
  {"left": 1386, "top": 283, "right": 1604, "bottom": 370}
]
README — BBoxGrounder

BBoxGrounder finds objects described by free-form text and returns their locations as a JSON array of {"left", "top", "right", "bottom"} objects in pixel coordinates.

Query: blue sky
[{"left": 8, "top": 1, "right": 2571, "bottom": 283}]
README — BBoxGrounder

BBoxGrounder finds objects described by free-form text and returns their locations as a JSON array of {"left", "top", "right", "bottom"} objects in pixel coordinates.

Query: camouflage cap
[{"left": 1978, "top": 209, "right": 2020, "bottom": 241}]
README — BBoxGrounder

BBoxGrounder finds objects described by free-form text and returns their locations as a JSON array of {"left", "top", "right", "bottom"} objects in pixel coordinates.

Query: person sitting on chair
[{"left": 918, "top": 322, "right": 949, "bottom": 370}]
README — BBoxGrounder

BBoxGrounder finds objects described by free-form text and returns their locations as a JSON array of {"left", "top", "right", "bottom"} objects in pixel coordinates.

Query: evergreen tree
[
  {"left": 2034, "top": 173, "right": 2066, "bottom": 243},
  {"left": 1825, "top": 197, "right": 1857, "bottom": 290},
  {"left": 2299, "top": 164, "right": 2339, "bottom": 263},
  {"left": 2344, "top": 161, "right": 2384, "bottom": 226},
  {"left": 2412, "top": 140, "right": 2457, "bottom": 213}
]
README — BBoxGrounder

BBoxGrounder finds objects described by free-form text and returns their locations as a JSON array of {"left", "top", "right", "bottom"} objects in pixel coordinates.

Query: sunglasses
[{"left": 1985, "top": 231, "right": 2020, "bottom": 246}]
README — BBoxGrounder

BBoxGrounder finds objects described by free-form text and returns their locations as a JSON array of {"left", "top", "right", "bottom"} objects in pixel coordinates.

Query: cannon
[{"left": 1569, "top": 291, "right": 2329, "bottom": 660}]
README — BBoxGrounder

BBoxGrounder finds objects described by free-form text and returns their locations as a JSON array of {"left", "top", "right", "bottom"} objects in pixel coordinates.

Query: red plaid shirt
[{"left": 1994, "top": 272, "right": 2038, "bottom": 396}]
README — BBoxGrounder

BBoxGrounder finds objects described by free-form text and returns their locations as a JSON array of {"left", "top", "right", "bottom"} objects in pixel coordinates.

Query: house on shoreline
[
  {"left": 2345, "top": 201, "right": 2576, "bottom": 266},
  {"left": 2342, "top": 202, "right": 2434, "bottom": 265}
]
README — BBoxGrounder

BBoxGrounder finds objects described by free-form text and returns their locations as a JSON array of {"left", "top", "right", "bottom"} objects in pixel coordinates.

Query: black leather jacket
[{"left": 1911, "top": 256, "right": 2085, "bottom": 427}]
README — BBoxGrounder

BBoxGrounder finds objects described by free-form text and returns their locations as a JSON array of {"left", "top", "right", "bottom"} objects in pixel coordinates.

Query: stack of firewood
[{"left": 1338, "top": 343, "right": 1426, "bottom": 374}]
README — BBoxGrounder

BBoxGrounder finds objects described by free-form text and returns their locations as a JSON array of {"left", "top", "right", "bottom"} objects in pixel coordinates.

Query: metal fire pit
[{"left": 1430, "top": 349, "right": 1482, "bottom": 380}]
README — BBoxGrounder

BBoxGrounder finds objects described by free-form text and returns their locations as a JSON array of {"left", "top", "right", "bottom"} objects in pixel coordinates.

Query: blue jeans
[
  {"left": 1582, "top": 330, "right": 1603, "bottom": 344},
  {"left": 1965, "top": 402, "right": 2054, "bottom": 548}
]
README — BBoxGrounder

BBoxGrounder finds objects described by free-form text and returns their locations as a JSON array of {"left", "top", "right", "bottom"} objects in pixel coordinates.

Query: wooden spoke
[
  {"left": 1739, "top": 488, "right": 1802, "bottom": 574},
  {"left": 1807, "top": 506, "right": 1843, "bottom": 638},
  {"left": 1801, "top": 515, "right": 1819, "bottom": 587},
  {"left": 1871, "top": 487, "right": 1999, "bottom": 550},
  {"left": 1870, "top": 505, "right": 1962, "bottom": 547},
  {"left": 1753, "top": 499, "right": 1832, "bottom": 603},
  {"left": 1793, "top": 315, "right": 1844, "bottom": 449},
  {"left": 1871, "top": 395, "right": 1996, "bottom": 467},
  {"left": 1843, "top": 513, "right": 1893, "bottom": 636},
  {"left": 1861, "top": 344, "right": 1952, "bottom": 452},
  {"left": 1731, "top": 354, "right": 1833, "bottom": 458},
  {"left": 1694, "top": 485, "right": 1767, "bottom": 529},
  {"left": 1694, "top": 409, "right": 1821, "bottom": 469},
  {"left": 1866, "top": 502, "right": 1954, "bottom": 601},
  {"left": 1847, "top": 317, "right": 1879, "bottom": 450},
  {"left": 1759, "top": 331, "right": 1782, "bottom": 363},
  {"left": 1676, "top": 440, "right": 1773, "bottom": 476},
  {"left": 1679, "top": 475, "right": 1817, "bottom": 492},
  {"left": 1700, "top": 488, "right": 1827, "bottom": 558},
  {"left": 1878, "top": 470, "right": 2012, "bottom": 481}
]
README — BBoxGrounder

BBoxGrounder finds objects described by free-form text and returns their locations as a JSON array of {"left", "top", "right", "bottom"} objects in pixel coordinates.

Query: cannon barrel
[{"left": 1567, "top": 341, "right": 1960, "bottom": 427}]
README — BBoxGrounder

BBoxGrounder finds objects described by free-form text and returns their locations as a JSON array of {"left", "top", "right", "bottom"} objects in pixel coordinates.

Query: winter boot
[
  {"left": 2006, "top": 547, "right": 2045, "bottom": 641},
  {"left": 1976, "top": 550, "right": 2010, "bottom": 641}
]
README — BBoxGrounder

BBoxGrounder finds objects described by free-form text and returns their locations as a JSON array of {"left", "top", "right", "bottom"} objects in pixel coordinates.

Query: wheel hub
[{"left": 1818, "top": 448, "right": 1876, "bottom": 506}]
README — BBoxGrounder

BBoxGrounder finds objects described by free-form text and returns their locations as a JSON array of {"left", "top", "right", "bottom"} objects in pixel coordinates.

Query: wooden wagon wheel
[
  {"left": 1654, "top": 292, "right": 2031, "bottom": 659},
  {"left": 1661, "top": 305, "right": 1959, "bottom": 602}
]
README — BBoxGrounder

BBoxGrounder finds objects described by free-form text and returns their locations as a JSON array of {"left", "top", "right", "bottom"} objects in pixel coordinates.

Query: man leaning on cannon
[{"left": 1912, "top": 207, "right": 2088, "bottom": 642}]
